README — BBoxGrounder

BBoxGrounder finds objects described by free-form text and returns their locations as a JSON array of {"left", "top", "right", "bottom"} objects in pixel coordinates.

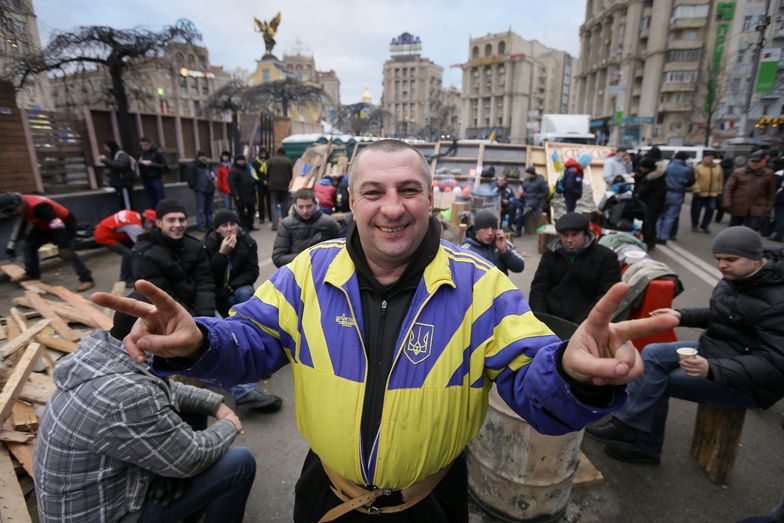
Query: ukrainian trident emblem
[{"left": 404, "top": 322, "right": 434, "bottom": 364}]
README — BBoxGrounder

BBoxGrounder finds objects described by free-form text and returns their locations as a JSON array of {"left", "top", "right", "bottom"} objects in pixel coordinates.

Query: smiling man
[
  {"left": 587, "top": 226, "right": 784, "bottom": 464},
  {"left": 271, "top": 188, "right": 340, "bottom": 268},
  {"left": 93, "top": 140, "right": 676, "bottom": 522}
]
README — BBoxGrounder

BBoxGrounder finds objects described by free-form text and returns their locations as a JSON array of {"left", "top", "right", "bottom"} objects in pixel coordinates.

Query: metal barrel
[{"left": 467, "top": 312, "right": 582, "bottom": 522}]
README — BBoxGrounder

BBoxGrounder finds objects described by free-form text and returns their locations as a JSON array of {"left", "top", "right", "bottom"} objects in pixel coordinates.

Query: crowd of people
[{"left": 0, "top": 137, "right": 782, "bottom": 522}]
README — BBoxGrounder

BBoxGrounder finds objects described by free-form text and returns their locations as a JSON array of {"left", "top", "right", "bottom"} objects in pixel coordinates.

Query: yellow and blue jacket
[{"left": 180, "top": 239, "right": 623, "bottom": 488}]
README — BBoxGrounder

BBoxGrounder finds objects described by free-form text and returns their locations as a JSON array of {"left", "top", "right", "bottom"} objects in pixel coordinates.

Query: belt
[{"left": 318, "top": 463, "right": 450, "bottom": 522}]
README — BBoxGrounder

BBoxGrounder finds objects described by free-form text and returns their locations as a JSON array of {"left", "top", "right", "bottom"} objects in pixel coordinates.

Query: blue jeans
[
  {"left": 269, "top": 190, "right": 290, "bottom": 228},
  {"left": 143, "top": 179, "right": 165, "bottom": 210},
  {"left": 656, "top": 191, "right": 684, "bottom": 241},
  {"left": 195, "top": 191, "right": 214, "bottom": 229},
  {"left": 690, "top": 195, "right": 716, "bottom": 230},
  {"left": 139, "top": 447, "right": 256, "bottom": 523},
  {"left": 615, "top": 342, "right": 758, "bottom": 455}
]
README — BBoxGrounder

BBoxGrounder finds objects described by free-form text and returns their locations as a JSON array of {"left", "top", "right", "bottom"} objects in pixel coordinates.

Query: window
[
  {"left": 742, "top": 15, "right": 755, "bottom": 32},
  {"left": 671, "top": 4, "right": 709, "bottom": 21},
  {"left": 667, "top": 49, "right": 702, "bottom": 62},
  {"left": 190, "top": 77, "right": 198, "bottom": 96},
  {"left": 643, "top": 0, "right": 653, "bottom": 6},
  {"left": 640, "top": 16, "right": 651, "bottom": 30},
  {"left": 262, "top": 70, "right": 270, "bottom": 82},
  {"left": 618, "top": 23, "right": 625, "bottom": 37},
  {"left": 178, "top": 75, "right": 187, "bottom": 90},
  {"left": 472, "top": 46, "right": 479, "bottom": 60},
  {"left": 485, "top": 43, "right": 492, "bottom": 57},
  {"left": 681, "top": 30, "right": 699, "bottom": 41},
  {"left": 202, "top": 80, "right": 210, "bottom": 95},
  {"left": 664, "top": 70, "right": 697, "bottom": 83},
  {"left": 499, "top": 41, "right": 506, "bottom": 55}
]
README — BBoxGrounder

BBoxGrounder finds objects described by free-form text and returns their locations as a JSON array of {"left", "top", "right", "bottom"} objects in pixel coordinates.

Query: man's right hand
[
  {"left": 91, "top": 280, "right": 204, "bottom": 363},
  {"left": 215, "top": 403, "right": 243, "bottom": 433}
]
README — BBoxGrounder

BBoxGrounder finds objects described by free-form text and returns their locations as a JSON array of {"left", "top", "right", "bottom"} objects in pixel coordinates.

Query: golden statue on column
[{"left": 253, "top": 12, "right": 282, "bottom": 54}]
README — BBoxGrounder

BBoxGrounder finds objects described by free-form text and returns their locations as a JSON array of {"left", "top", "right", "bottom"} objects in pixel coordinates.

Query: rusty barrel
[{"left": 467, "top": 313, "right": 581, "bottom": 522}]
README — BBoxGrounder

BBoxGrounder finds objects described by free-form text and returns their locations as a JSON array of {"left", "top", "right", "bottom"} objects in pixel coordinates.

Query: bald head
[{"left": 347, "top": 140, "right": 431, "bottom": 192}]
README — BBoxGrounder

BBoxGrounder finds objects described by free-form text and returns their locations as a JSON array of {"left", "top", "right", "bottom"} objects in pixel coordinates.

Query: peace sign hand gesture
[
  {"left": 91, "top": 280, "right": 205, "bottom": 364},
  {"left": 562, "top": 283, "right": 679, "bottom": 386}
]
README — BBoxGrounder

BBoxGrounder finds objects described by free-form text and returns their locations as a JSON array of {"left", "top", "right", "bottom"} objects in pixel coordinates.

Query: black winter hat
[
  {"left": 214, "top": 209, "right": 239, "bottom": 229},
  {"left": 555, "top": 212, "right": 589, "bottom": 233},
  {"left": 638, "top": 157, "right": 657, "bottom": 171},
  {"left": 525, "top": 166, "right": 537, "bottom": 175},
  {"left": 473, "top": 210, "right": 499, "bottom": 230},
  {"left": 109, "top": 291, "right": 147, "bottom": 341},
  {"left": 155, "top": 198, "right": 187, "bottom": 219},
  {"left": 712, "top": 226, "right": 763, "bottom": 260}
]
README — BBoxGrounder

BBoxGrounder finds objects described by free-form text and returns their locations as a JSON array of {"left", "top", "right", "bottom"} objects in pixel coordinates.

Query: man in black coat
[
  {"left": 529, "top": 212, "right": 621, "bottom": 323},
  {"left": 203, "top": 209, "right": 282, "bottom": 412},
  {"left": 131, "top": 199, "right": 215, "bottom": 317},
  {"left": 587, "top": 226, "right": 784, "bottom": 464},
  {"left": 185, "top": 151, "right": 215, "bottom": 231},
  {"left": 271, "top": 188, "right": 341, "bottom": 268},
  {"left": 266, "top": 147, "right": 293, "bottom": 230},
  {"left": 228, "top": 156, "right": 257, "bottom": 231},
  {"left": 634, "top": 156, "right": 667, "bottom": 251},
  {"left": 137, "top": 137, "right": 167, "bottom": 209},
  {"left": 461, "top": 210, "right": 524, "bottom": 276}
]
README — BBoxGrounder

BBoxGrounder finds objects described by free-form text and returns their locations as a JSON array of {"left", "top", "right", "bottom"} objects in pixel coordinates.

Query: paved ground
[{"left": 2, "top": 200, "right": 782, "bottom": 522}]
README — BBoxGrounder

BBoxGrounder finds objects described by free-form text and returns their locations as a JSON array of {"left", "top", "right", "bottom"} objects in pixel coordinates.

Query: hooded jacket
[
  {"left": 131, "top": 228, "right": 215, "bottom": 316},
  {"left": 522, "top": 174, "right": 548, "bottom": 211},
  {"left": 271, "top": 209, "right": 341, "bottom": 267},
  {"left": 678, "top": 257, "right": 784, "bottom": 408},
  {"left": 33, "top": 331, "right": 236, "bottom": 523},
  {"left": 529, "top": 231, "right": 621, "bottom": 323},
  {"left": 461, "top": 226, "right": 524, "bottom": 275}
]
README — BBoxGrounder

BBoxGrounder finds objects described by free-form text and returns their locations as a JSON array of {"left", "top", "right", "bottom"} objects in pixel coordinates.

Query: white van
[{"left": 637, "top": 146, "right": 721, "bottom": 166}]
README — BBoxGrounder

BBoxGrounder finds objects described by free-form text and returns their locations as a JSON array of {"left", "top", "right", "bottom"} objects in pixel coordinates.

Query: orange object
[{"left": 629, "top": 279, "right": 678, "bottom": 350}]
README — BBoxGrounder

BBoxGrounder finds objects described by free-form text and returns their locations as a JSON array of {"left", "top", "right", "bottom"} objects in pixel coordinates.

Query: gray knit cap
[{"left": 711, "top": 226, "right": 763, "bottom": 260}]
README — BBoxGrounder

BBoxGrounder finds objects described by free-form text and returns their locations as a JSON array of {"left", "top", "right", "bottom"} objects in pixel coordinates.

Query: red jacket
[
  {"left": 23, "top": 195, "right": 70, "bottom": 230},
  {"left": 313, "top": 181, "right": 337, "bottom": 209},
  {"left": 94, "top": 210, "right": 144, "bottom": 246},
  {"left": 216, "top": 164, "right": 232, "bottom": 195}
]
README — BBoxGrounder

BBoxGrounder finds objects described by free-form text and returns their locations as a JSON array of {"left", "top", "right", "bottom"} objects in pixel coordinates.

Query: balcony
[
  {"left": 670, "top": 17, "right": 708, "bottom": 29},
  {"left": 660, "top": 83, "right": 697, "bottom": 93},
  {"left": 668, "top": 39, "right": 704, "bottom": 50},
  {"left": 659, "top": 102, "right": 692, "bottom": 112}
]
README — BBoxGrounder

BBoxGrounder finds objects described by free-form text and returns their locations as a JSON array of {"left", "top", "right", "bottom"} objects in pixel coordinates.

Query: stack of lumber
[{"left": 0, "top": 264, "right": 124, "bottom": 522}]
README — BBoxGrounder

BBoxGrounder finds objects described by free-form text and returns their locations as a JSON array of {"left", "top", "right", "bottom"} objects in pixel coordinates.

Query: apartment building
[
  {"left": 0, "top": 0, "right": 51, "bottom": 109},
  {"left": 459, "top": 31, "right": 575, "bottom": 144}
]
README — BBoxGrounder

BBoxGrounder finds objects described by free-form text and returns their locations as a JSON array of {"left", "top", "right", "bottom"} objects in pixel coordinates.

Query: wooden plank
[
  {"left": 0, "top": 343, "right": 43, "bottom": 424},
  {"left": 10, "top": 401, "right": 37, "bottom": 431},
  {"left": 23, "top": 292, "right": 79, "bottom": 342},
  {"left": 573, "top": 451, "right": 604, "bottom": 488},
  {"left": 19, "top": 372, "right": 55, "bottom": 405},
  {"left": 36, "top": 333, "right": 78, "bottom": 354},
  {"left": 7, "top": 440, "right": 35, "bottom": 477},
  {"left": 0, "top": 445, "right": 32, "bottom": 523},
  {"left": 0, "top": 320, "right": 5, "bottom": 342},
  {"left": 19, "top": 281, "right": 45, "bottom": 293},
  {"left": 0, "top": 320, "right": 51, "bottom": 359},
  {"left": 39, "top": 284, "right": 112, "bottom": 330},
  {"left": 0, "top": 430, "right": 34, "bottom": 444},
  {"left": 104, "top": 281, "right": 127, "bottom": 318},
  {"left": 9, "top": 308, "right": 28, "bottom": 332},
  {"left": 13, "top": 296, "right": 97, "bottom": 328},
  {"left": 5, "top": 313, "right": 21, "bottom": 340},
  {"left": 0, "top": 264, "right": 26, "bottom": 280}
]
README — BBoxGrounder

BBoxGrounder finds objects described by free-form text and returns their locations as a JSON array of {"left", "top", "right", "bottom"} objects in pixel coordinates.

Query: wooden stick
[
  {"left": 7, "top": 440, "right": 34, "bottom": 477},
  {"left": 36, "top": 333, "right": 78, "bottom": 354},
  {"left": 0, "top": 430, "right": 35, "bottom": 444},
  {"left": 23, "top": 292, "right": 79, "bottom": 342},
  {"left": 19, "top": 372, "right": 55, "bottom": 405},
  {"left": 10, "top": 308, "right": 28, "bottom": 332},
  {"left": 11, "top": 401, "right": 37, "bottom": 431},
  {"left": 40, "top": 284, "right": 113, "bottom": 330},
  {"left": 0, "top": 320, "right": 5, "bottom": 342},
  {"left": 0, "top": 445, "right": 32, "bottom": 523},
  {"left": 0, "top": 319, "right": 51, "bottom": 359},
  {"left": 5, "top": 312, "right": 21, "bottom": 341},
  {"left": 0, "top": 342, "right": 43, "bottom": 424},
  {"left": 19, "top": 280, "right": 45, "bottom": 294},
  {"left": 13, "top": 296, "right": 99, "bottom": 328},
  {"left": 0, "top": 263, "right": 26, "bottom": 280}
]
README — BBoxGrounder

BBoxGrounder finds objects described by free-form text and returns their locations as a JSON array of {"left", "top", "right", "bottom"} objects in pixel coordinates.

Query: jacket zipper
[
  {"left": 335, "top": 284, "right": 372, "bottom": 484},
  {"left": 366, "top": 289, "right": 440, "bottom": 485}
]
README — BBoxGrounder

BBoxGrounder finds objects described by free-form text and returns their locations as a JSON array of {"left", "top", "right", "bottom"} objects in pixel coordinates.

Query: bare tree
[
  {"left": 203, "top": 79, "right": 247, "bottom": 155},
  {"left": 241, "top": 77, "right": 325, "bottom": 118},
  {"left": 8, "top": 25, "right": 197, "bottom": 154},
  {"left": 334, "top": 102, "right": 388, "bottom": 136}
]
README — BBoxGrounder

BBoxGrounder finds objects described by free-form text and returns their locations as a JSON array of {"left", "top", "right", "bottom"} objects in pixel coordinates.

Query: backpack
[
  {"left": 555, "top": 176, "right": 565, "bottom": 194},
  {"left": 120, "top": 151, "right": 140, "bottom": 183}
]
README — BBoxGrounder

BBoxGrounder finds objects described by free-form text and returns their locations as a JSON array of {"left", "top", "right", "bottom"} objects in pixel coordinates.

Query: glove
[
  {"left": 148, "top": 476, "right": 188, "bottom": 506},
  {"left": 5, "top": 247, "right": 15, "bottom": 259},
  {"left": 58, "top": 248, "right": 73, "bottom": 261}
]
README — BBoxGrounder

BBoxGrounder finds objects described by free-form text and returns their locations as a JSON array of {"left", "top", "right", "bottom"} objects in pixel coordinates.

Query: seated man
[
  {"left": 33, "top": 308, "right": 256, "bottom": 523},
  {"left": 203, "top": 209, "right": 259, "bottom": 317},
  {"left": 494, "top": 174, "right": 518, "bottom": 230},
  {"left": 461, "top": 209, "right": 524, "bottom": 275},
  {"left": 271, "top": 188, "right": 341, "bottom": 268},
  {"left": 529, "top": 212, "right": 621, "bottom": 323},
  {"left": 587, "top": 226, "right": 784, "bottom": 463}
]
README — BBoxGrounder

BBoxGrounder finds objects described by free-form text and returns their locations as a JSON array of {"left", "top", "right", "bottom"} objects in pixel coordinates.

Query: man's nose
[{"left": 380, "top": 193, "right": 405, "bottom": 217}]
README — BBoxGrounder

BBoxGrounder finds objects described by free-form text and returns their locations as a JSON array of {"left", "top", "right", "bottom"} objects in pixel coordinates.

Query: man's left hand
[
  {"left": 562, "top": 283, "right": 680, "bottom": 386},
  {"left": 494, "top": 231, "right": 508, "bottom": 254},
  {"left": 680, "top": 355, "right": 709, "bottom": 378}
]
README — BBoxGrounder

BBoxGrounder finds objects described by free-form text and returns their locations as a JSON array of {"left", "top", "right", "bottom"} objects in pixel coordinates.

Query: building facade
[
  {"left": 381, "top": 33, "right": 444, "bottom": 137},
  {"left": 459, "top": 31, "right": 575, "bottom": 144},
  {"left": 50, "top": 42, "right": 231, "bottom": 119},
  {"left": 0, "top": 0, "right": 51, "bottom": 109},
  {"left": 575, "top": 0, "right": 731, "bottom": 146}
]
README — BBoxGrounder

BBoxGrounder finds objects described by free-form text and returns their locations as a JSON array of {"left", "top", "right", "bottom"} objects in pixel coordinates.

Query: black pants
[
  {"left": 256, "top": 183, "right": 267, "bottom": 222},
  {"left": 293, "top": 450, "right": 467, "bottom": 523},
  {"left": 236, "top": 201, "right": 256, "bottom": 231}
]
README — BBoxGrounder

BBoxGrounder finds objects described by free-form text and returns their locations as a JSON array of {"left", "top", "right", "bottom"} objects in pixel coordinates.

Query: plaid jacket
[{"left": 33, "top": 331, "right": 237, "bottom": 522}]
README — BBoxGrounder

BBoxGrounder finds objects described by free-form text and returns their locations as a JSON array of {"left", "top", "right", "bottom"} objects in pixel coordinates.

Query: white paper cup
[{"left": 676, "top": 347, "right": 698, "bottom": 361}]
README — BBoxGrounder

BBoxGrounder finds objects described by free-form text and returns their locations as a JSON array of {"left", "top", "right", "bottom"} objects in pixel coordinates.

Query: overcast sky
[{"left": 36, "top": 0, "right": 586, "bottom": 103}]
